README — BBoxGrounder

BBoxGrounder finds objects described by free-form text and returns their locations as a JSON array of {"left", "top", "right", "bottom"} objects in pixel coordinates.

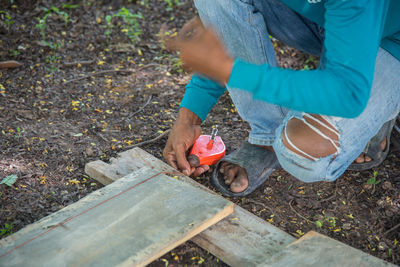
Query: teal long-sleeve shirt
[{"left": 180, "top": 0, "right": 400, "bottom": 122}]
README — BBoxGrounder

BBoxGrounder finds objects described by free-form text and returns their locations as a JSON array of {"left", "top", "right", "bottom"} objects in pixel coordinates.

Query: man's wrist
[{"left": 177, "top": 107, "right": 202, "bottom": 125}]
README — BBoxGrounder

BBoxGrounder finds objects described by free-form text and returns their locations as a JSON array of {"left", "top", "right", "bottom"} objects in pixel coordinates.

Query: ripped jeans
[{"left": 194, "top": 0, "right": 400, "bottom": 182}]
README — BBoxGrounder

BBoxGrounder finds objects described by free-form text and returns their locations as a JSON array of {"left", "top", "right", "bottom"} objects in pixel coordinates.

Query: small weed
[
  {"left": 367, "top": 170, "right": 381, "bottom": 185},
  {"left": 170, "top": 55, "right": 183, "bottom": 73},
  {"left": 0, "top": 223, "right": 14, "bottom": 237},
  {"left": 104, "top": 7, "right": 143, "bottom": 44},
  {"left": 303, "top": 55, "right": 316, "bottom": 70},
  {"left": 327, "top": 216, "right": 336, "bottom": 227},
  {"left": 61, "top": 3, "right": 78, "bottom": 9},
  {"left": 43, "top": 42, "right": 62, "bottom": 72},
  {"left": 9, "top": 49, "right": 20, "bottom": 57},
  {"left": 15, "top": 127, "right": 23, "bottom": 138},
  {"left": 164, "top": 0, "right": 181, "bottom": 11},
  {"left": 154, "top": 53, "right": 184, "bottom": 73},
  {"left": 35, "top": 6, "right": 70, "bottom": 40},
  {"left": 315, "top": 220, "right": 323, "bottom": 228},
  {"left": 0, "top": 10, "right": 15, "bottom": 32},
  {"left": 314, "top": 216, "right": 336, "bottom": 228}
]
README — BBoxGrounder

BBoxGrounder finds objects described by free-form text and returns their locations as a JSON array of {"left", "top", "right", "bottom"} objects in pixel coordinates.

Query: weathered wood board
[
  {"left": 192, "top": 207, "right": 296, "bottom": 266},
  {"left": 86, "top": 148, "right": 297, "bottom": 266},
  {"left": 260, "top": 231, "right": 395, "bottom": 267},
  {"left": 0, "top": 166, "right": 233, "bottom": 267}
]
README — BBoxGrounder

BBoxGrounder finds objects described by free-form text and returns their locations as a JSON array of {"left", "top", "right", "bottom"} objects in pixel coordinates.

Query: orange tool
[{"left": 187, "top": 126, "right": 226, "bottom": 167}]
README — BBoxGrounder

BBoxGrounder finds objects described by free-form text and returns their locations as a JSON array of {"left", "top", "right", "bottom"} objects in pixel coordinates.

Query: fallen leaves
[{"left": 0, "top": 60, "right": 22, "bottom": 69}]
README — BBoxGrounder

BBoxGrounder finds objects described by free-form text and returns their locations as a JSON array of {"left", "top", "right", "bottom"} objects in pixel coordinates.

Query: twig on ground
[
  {"left": 319, "top": 183, "right": 338, "bottom": 203},
  {"left": 63, "top": 63, "right": 159, "bottom": 84},
  {"left": 288, "top": 185, "right": 337, "bottom": 202},
  {"left": 63, "top": 60, "right": 95, "bottom": 67},
  {"left": 289, "top": 199, "right": 312, "bottom": 224},
  {"left": 246, "top": 199, "right": 281, "bottom": 219},
  {"left": 126, "top": 129, "right": 171, "bottom": 149},
  {"left": 132, "top": 95, "right": 152, "bottom": 116},
  {"left": 384, "top": 222, "right": 400, "bottom": 236},
  {"left": 63, "top": 69, "right": 135, "bottom": 84},
  {"left": 97, "top": 132, "right": 109, "bottom": 143}
]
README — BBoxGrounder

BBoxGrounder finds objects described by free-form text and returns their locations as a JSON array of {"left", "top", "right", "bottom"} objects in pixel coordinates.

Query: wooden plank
[
  {"left": 85, "top": 148, "right": 296, "bottom": 266},
  {"left": 260, "top": 231, "right": 395, "bottom": 267},
  {"left": 0, "top": 166, "right": 233, "bottom": 267},
  {"left": 192, "top": 207, "right": 296, "bottom": 266}
]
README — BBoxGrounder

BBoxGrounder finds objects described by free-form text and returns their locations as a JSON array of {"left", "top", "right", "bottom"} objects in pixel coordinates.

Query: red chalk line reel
[{"left": 187, "top": 126, "right": 226, "bottom": 167}]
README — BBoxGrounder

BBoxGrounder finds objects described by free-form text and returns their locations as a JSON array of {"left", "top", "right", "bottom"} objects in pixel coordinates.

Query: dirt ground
[{"left": 1, "top": 0, "right": 400, "bottom": 266}]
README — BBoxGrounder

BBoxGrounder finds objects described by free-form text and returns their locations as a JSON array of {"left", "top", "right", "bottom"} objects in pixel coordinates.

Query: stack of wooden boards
[{"left": 0, "top": 148, "right": 394, "bottom": 266}]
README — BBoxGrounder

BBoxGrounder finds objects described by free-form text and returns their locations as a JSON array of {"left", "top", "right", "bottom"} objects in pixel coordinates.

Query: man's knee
[{"left": 281, "top": 114, "right": 340, "bottom": 161}]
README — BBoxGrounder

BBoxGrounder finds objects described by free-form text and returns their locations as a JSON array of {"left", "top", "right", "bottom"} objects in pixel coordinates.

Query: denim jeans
[{"left": 194, "top": 0, "right": 400, "bottom": 182}]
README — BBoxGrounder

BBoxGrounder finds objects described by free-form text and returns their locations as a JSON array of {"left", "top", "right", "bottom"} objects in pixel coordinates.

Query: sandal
[
  {"left": 211, "top": 142, "right": 280, "bottom": 197},
  {"left": 348, "top": 118, "right": 396, "bottom": 171}
]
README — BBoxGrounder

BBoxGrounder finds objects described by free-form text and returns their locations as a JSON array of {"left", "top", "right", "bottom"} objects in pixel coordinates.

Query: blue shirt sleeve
[
  {"left": 181, "top": 0, "right": 390, "bottom": 120},
  {"left": 180, "top": 74, "right": 226, "bottom": 122}
]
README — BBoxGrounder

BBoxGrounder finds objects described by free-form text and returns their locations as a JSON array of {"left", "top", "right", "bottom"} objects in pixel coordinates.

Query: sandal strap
[
  {"left": 348, "top": 118, "right": 396, "bottom": 171},
  {"left": 211, "top": 142, "right": 279, "bottom": 197}
]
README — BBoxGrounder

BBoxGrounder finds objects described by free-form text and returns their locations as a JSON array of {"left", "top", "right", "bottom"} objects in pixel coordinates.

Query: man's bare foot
[
  {"left": 354, "top": 139, "right": 386, "bottom": 163},
  {"left": 219, "top": 145, "right": 273, "bottom": 193}
]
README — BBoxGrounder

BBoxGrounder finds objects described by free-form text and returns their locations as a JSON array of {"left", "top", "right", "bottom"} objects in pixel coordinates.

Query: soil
[{"left": 1, "top": 0, "right": 400, "bottom": 266}]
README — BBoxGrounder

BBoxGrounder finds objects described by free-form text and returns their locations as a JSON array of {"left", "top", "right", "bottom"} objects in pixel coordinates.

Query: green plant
[
  {"left": 15, "top": 127, "right": 23, "bottom": 138},
  {"left": 314, "top": 216, "right": 336, "bottom": 228},
  {"left": 164, "top": 0, "right": 181, "bottom": 11},
  {"left": 0, "top": 223, "right": 14, "bottom": 237},
  {"left": 367, "top": 170, "right": 381, "bottom": 185},
  {"left": 61, "top": 3, "right": 78, "bottom": 9},
  {"left": 0, "top": 10, "right": 15, "bottom": 32},
  {"left": 105, "top": 7, "right": 143, "bottom": 44},
  {"left": 327, "top": 216, "right": 336, "bottom": 227},
  {"left": 303, "top": 55, "right": 316, "bottom": 70},
  {"left": 43, "top": 42, "right": 62, "bottom": 72},
  {"left": 170, "top": 55, "right": 183, "bottom": 73},
  {"left": 35, "top": 6, "right": 69, "bottom": 40},
  {"left": 9, "top": 49, "right": 20, "bottom": 57}
]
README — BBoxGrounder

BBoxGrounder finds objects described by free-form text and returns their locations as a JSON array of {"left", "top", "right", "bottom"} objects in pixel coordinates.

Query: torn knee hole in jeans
[{"left": 283, "top": 114, "right": 341, "bottom": 161}]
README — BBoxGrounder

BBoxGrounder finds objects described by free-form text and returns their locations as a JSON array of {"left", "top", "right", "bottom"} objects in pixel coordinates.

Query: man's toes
[
  {"left": 381, "top": 138, "right": 387, "bottom": 151},
  {"left": 230, "top": 169, "right": 248, "bottom": 193},
  {"left": 224, "top": 166, "right": 239, "bottom": 185},
  {"left": 219, "top": 162, "right": 229, "bottom": 174},
  {"left": 364, "top": 155, "right": 372, "bottom": 162},
  {"left": 355, "top": 154, "right": 365, "bottom": 163}
]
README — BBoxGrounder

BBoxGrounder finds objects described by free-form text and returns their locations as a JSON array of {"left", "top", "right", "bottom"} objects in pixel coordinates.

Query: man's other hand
[{"left": 164, "top": 17, "right": 234, "bottom": 86}]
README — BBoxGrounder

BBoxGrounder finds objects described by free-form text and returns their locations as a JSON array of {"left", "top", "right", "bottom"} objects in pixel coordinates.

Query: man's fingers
[
  {"left": 165, "top": 152, "right": 179, "bottom": 170},
  {"left": 192, "top": 165, "right": 210, "bottom": 177},
  {"left": 175, "top": 145, "right": 191, "bottom": 175}
]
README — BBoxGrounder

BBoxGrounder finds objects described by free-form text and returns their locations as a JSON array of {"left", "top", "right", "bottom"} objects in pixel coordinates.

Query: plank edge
[{"left": 119, "top": 203, "right": 235, "bottom": 267}]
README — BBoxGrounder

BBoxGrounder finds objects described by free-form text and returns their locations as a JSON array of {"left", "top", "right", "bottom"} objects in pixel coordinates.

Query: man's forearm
[{"left": 177, "top": 107, "right": 202, "bottom": 126}]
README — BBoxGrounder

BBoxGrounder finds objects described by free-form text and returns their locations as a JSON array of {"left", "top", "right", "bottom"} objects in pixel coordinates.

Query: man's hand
[
  {"left": 163, "top": 107, "right": 210, "bottom": 177},
  {"left": 165, "top": 17, "right": 234, "bottom": 85}
]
